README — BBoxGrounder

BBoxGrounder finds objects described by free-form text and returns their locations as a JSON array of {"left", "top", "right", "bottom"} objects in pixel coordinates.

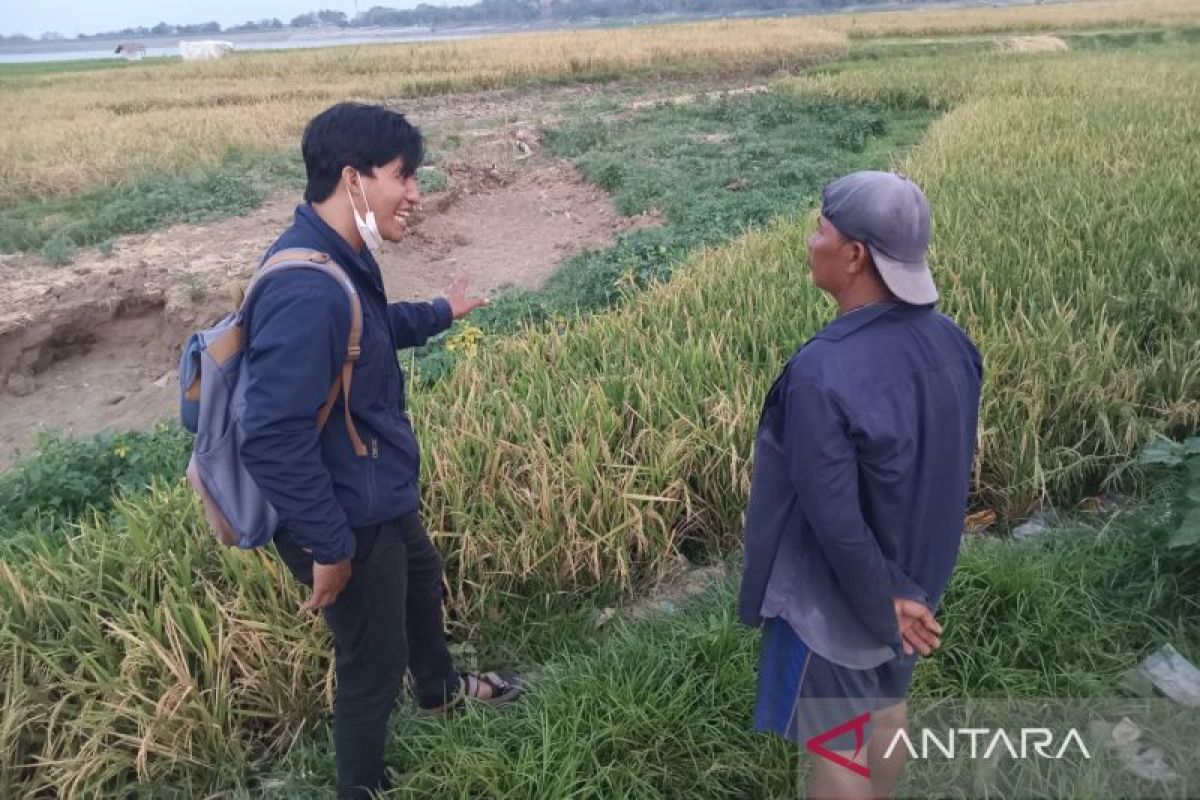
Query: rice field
[
  {"left": 827, "top": 0, "right": 1200, "bottom": 38},
  {"left": 791, "top": 45, "right": 1200, "bottom": 505},
  {"left": 2, "top": 0, "right": 1198, "bottom": 201},
  {"left": 405, "top": 44, "right": 1200, "bottom": 622},
  {"left": 0, "top": 20, "right": 847, "bottom": 201}
]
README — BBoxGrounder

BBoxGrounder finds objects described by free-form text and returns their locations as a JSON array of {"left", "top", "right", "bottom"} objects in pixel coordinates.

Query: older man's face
[{"left": 807, "top": 215, "right": 856, "bottom": 295}]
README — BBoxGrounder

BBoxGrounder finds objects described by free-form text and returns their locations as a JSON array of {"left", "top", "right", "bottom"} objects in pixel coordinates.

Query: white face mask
[{"left": 346, "top": 174, "right": 383, "bottom": 254}]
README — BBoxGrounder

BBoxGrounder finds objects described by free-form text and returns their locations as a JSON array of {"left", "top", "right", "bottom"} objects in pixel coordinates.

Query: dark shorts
[{"left": 754, "top": 616, "right": 918, "bottom": 750}]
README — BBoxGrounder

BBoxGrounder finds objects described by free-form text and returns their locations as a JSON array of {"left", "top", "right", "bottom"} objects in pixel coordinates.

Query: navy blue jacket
[
  {"left": 738, "top": 302, "right": 982, "bottom": 668},
  {"left": 239, "top": 204, "right": 453, "bottom": 563}
]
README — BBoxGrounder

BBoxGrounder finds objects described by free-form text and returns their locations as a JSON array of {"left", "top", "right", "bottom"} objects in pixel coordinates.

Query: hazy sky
[{"left": 1, "top": 1, "right": 447, "bottom": 37}]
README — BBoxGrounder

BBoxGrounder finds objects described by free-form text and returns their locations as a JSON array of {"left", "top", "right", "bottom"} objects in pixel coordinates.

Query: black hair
[{"left": 301, "top": 102, "right": 424, "bottom": 203}]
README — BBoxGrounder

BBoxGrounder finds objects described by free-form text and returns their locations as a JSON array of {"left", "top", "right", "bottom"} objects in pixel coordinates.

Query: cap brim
[{"left": 868, "top": 244, "right": 938, "bottom": 305}]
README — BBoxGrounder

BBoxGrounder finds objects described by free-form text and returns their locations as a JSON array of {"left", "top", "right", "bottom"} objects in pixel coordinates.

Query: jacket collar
[
  {"left": 293, "top": 204, "right": 387, "bottom": 297},
  {"left": 811, "top": 301, "right": 928, "bottom": 342}
]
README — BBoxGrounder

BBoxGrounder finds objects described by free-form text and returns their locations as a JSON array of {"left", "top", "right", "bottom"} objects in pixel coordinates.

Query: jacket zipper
[{"left": 366, "top": 436, "right": 379, "bottom": 518}]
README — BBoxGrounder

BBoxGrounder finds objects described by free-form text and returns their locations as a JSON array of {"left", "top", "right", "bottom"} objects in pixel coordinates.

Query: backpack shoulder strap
[
  {"left": 253, "top": 248, "right": 363, "bottom": 361},
  {"left": 245, "top": 248, "right": 337, "bottom": 312},
  {"left": 247, "top": 248, "right": 367, "bottom": 457}
]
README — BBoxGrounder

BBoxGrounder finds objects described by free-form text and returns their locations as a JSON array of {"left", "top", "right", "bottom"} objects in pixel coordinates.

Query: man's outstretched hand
[
  {"left": 894, "top": 597, "right": 942, "bottom": 656},
  {"left": 447, "top": 275, "right": 489, "bottom": 320}
]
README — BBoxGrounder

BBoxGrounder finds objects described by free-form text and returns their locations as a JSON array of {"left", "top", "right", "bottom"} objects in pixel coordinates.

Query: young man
[
  {"left": 239, "top": 102, "right": 520, "bottom": 799},
  {"left": 738, "top": 171, "right": 983, "bottom": 799}
]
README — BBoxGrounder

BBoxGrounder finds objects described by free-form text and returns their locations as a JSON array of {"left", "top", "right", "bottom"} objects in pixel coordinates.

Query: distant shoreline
[
  {"left": 0, "top": 1, "right": 1026, "bottom": 64},
  {"left": 0, "top": 24, "right": 501, "bottom": 64}
]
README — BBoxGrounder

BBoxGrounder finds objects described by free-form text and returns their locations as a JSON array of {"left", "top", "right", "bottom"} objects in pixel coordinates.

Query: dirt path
[{"left": 0, "top": 74, "right": 778, "bottom": 470}]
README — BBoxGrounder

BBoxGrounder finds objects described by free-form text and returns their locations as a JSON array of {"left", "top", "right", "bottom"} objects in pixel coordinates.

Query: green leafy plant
[
  {"left": 0, "top": 426, "right": 192, "bottom": 539},
  {"left": 417, "top": 165, "right": 449, "bottom": 194},
  {"left": 1139, "top": 436, "right": 1200, "bottom": 549}
]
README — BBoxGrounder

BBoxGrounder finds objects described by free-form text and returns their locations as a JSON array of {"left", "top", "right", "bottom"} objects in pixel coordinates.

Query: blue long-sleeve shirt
[
  {"left": 238, "top": 204, "right": 453, "bottom": 563},
  {"left": 738, "top": 302, "right": 982, "bottom": 669}
]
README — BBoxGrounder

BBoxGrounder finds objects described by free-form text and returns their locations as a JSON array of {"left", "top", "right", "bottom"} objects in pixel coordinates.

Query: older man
[{"left": 739, "top": 172, "right": 983, "bottom": 799}]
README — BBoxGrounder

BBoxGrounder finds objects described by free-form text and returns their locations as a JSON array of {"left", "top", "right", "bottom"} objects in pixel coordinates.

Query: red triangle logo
[{"left": 805, "top": 711, "right": 872, "bottom": 779}]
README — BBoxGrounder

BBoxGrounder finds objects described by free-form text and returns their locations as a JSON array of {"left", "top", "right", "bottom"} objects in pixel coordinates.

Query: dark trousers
[{"left": 275, "top": 513, "right": 460, "bottom": 800}]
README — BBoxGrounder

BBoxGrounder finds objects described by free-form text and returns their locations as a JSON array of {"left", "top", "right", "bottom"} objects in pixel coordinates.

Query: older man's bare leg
[
  {"left": 868, "top": 701, "right": 910, "bottom": 799},
  {"left": 807, "top": 743, "right": 874, "bottom": 800}
]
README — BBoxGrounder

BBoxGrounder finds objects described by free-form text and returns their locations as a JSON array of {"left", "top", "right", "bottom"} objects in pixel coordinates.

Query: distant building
[
  {"left": 179, "top": 40, "right": 236, "bottom": 60},
  {"left": 113, "top": 42, "right": 146, "bottom": 60}
]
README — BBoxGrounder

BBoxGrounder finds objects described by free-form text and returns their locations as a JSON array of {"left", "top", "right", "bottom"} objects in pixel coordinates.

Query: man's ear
[{"left": 847, "top": 240, "right": 871, "bottom": 275}]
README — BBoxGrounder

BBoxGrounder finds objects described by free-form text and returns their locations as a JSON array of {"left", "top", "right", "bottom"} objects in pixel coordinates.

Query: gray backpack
[{"left": 178, "top": 248, "right": 366, "bottom": 549}]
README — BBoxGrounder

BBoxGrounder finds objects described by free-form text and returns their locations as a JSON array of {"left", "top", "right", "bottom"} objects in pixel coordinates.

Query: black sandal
[{"left": 420, "top": 671, "right": 523, "bottom": 715}]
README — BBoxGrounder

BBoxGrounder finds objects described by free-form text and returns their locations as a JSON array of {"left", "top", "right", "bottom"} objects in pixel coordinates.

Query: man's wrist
[{"left": 312, "top": 529, "right": 355, "bottom": 564}]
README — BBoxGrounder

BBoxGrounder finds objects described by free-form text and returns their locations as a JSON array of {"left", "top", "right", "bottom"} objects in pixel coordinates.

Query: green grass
[
  {"left": 262, "top": 579, "right": 798, "bottom": 799},
  {"left": 246, "top": 501, "right": 1198, "bottom": 798},
  {"left": 413, "top": 90, "right": 932, "bottom": 382},
  {"left": 1062, "top": 23, "right": 1200, "bottom": 50},
  {"left": 844, "top": 24, "right": 1200, "bottom": 63},
  {"left": 0, "top": 57, "right": 159, "bottom": 81},
  {"left": 0, "top": 150, "right": 303, "bottom": 263},
  {"left": 5, "top": 480, "right": 1193, "bottom": 797},
  {"left": 924, "top": 497, "right": 1200, "bottom": 697}
]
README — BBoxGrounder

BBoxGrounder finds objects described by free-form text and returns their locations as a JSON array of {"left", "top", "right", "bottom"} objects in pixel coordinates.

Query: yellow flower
[{"left": 446, "top": 325, "right": 485, "bottom": 360}]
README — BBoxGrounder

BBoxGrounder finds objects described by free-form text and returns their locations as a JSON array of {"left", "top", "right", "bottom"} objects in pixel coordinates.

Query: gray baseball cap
[{"left": 820, "top": 171, "right": 937, "bottom": 305}]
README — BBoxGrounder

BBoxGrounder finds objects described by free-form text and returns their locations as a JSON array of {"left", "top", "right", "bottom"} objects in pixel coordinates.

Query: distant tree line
[
  {"left": 355, "top": 0, "right": 908, "bottom": 26},
  {"left": 4, "top": 0, "right": 945, "bottom": 42}
]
